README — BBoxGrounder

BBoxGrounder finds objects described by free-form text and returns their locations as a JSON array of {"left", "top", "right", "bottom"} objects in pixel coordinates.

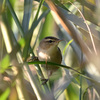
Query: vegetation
[{"left": 0, "top": 0, "right": 100, "bottom": 100}]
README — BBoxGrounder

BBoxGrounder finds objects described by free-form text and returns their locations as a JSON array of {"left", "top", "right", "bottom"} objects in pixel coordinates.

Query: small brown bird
[{"left": 37, "top": 36, "right": 62, "bottom": 83}]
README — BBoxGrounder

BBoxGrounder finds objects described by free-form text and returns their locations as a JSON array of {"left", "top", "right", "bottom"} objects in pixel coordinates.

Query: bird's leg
[
  {"left": 41, "top": 58, "right": 49, "bottom": 85},
  {"left": 41, "top": 78, "right": 48, "bottom": 85},
  {"left": 41, "top": 72, "right": 52, "bottom": 85}
]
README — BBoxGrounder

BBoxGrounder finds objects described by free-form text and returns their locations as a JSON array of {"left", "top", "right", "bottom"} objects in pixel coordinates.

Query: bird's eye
[{"left": 48, "top": 40, "right": 53, "bottom": 43}]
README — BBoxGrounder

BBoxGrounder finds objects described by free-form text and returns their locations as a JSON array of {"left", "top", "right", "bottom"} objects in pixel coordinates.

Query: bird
[{"left": 37, "top": 36, "right": 62, "bottom": 84}]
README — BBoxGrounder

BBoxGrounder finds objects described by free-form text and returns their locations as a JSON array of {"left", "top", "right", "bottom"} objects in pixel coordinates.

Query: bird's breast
[
  {"left": 38, "top": 51, "right": 50, "bottom": 60},
  {"left": 37, "top": 47, "right": 62, "bottom": 63}
]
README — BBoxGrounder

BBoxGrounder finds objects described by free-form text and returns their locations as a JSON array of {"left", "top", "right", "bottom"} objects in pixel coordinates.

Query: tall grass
[{"left": 0, "top": 0, "right": 100, "bottom": 100}]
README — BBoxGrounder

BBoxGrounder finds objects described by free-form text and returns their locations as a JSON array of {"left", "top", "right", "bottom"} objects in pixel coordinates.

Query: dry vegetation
[{"left": 0, "top": 0, "right": 100, "bottom": 100}]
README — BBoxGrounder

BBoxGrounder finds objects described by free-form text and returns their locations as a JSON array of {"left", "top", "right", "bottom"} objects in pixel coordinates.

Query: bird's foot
[
  {"left": 41, "top": 78, "right": 48, "bottom": 85},
  {"left": 27, "top": 56, "right": 38, "bottom": 62}
]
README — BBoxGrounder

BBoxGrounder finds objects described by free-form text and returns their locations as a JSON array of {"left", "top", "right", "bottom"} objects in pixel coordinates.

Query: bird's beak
[
  {"left": 55, "top": 39, "right": 63, "bottom": 45},
  {"left": 57, "top": 39, "right": 63, "bottom": 43}
]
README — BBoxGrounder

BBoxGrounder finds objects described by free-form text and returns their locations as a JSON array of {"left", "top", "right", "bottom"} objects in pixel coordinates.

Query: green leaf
[
  {"left": 18, "top": 37, "right": 26, "bottom": 48},
  {"left": 0, "top": 55, "right": 10, "bottom": 73},
  {"left": 0, "top": 88, "right": 10, "bottom": 100},
  {"left": 63, "top": 39, "right": 73, "bottom": 55},
  {"left": 7, "top": 0, "right": 24, "bottom": 37},
  {"left": 22, "top": 0, "right": 33, "bottom": 33},
  {"left": 28, "top": 61, "right": 100, "bottom": 86},
  {"left": 34, "top": 0, "right": 45, "bottom": 21}
]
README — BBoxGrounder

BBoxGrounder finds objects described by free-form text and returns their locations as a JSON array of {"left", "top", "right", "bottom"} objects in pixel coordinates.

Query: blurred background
[{"left": 0, "top": 0, "right": 100, "bottom": 100}]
